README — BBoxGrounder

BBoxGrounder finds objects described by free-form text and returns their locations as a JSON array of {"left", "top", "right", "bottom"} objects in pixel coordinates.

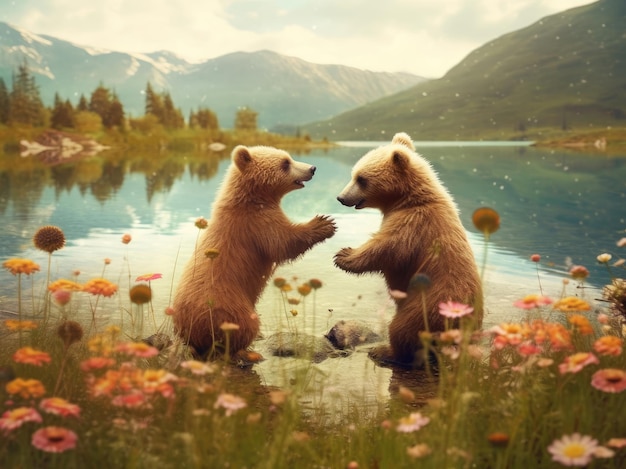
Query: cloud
[{"left": 0, "top": 0, "right": 596, "bottom": 77}]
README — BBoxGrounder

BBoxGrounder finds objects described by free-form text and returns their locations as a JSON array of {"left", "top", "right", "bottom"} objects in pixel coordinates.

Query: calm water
[{"left": 1, "top": 142, "right": 624, "bottom": 409}]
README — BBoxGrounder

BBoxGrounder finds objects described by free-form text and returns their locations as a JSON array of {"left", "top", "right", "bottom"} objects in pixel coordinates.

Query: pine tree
[
  {"left": 77, "top": 94, "right": 89, "bottom": 112},
  {"left": 144, "top": 82, "right": 163, "bottom": 121},
  {"left": 88, "top": 84, "right": 125, "bottom": 129},
  {"left": 51, "top": 93, "right": 75, "bottom": 129},
  {"left": 8, "top": 61, "right": 45, "bottom": 126}
]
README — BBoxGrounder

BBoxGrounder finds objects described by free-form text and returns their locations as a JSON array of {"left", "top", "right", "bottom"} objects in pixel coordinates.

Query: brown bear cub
[
  {"left": 334, "top": 132, "right": 483, "bottom": 368},
  {"left": 173, "top": 145, "right": 336, "bottom": 359}
]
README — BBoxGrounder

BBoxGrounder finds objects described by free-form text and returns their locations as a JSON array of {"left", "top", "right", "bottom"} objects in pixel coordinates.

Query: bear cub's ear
[
  {"left": 233, "top": 145, "right": 253, "bottom": 171},
  {"left": 391, "top": 132, "right": 415, "bottom": 151}
]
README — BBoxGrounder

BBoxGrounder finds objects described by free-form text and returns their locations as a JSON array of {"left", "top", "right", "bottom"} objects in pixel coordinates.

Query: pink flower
[
  {"left": 52, "top": 289, "right": 72, "bottom": 306},
  {"left": 569, "top": 265, "right": 589, "bottom": 280},
  {"left": 214, "top": 393, "right": 247, "bottom": 416},
  {"left": 40, "top": 397, "right": 81, "bottom": 418},
  {"left": 396, "top": 412, "right": 430, "bottom": 433},
  {"left": 558, "top": 352, "right": 599, "bottom": 374},
  {"left": 112, "top": 391, "right": 148, "bottom": 408},
  {"left": 438, "top": 301, "right": 474, "bottom": 319},
  {"left": 513, "top": 295, "right": 553, "bottom": 309},
  {"left": 121, "top": 233, "right": 132, "bottom": 244},
  {"left": 135, "top": 273, "right": 162, "bottom": 282},
  {"left": 0, "top": 407, "right": 42, "bottom": 432},
  {"left": 591, "top": 369, "right": 626, "bottom": 393},
  {"left": 530, "top": 254, "right": 541, "bottom": 262},
  {"left": 31, "top": 426, "right": 78, "bottom": 453}
]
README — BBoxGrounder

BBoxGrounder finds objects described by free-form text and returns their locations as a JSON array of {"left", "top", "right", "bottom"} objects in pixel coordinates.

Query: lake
[{"left": 1, "top": 141, "right": 625, "bottom": 412}]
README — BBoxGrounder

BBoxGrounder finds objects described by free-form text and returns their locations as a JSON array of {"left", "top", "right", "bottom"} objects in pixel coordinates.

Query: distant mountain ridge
[
  {"left": 0, "top": 22, "right": 426, "bottom": 130},
  {"left": 305, "top": 0, "right": 626, "bottom": 141}
]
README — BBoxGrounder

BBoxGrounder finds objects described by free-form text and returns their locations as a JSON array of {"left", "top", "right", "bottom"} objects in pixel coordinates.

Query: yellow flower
[
  {"left": 4, "top": 319, "right": 39, "bottom": 331},
  {"left": 48, "top": 279, "right": 83, "bottom": 292},
  {"left": 82, "top": 278, "right": 118, "bottom": 297},
  {"left": 567, "top": 314, "right": 594, "bottom": 335},
  {"left": 2, "top": 258, "right": 40, "bottom": 276},
  {"left": 553, "top": 297, "right": 591, "bottom": 312},
  {"left": 6, "top": 378, "right": 46, "bottom": 399}
]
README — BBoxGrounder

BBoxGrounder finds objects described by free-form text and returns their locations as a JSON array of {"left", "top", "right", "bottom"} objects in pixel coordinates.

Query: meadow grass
[{"left": 1, "top": 221, "right": 626, "bottom": 468}]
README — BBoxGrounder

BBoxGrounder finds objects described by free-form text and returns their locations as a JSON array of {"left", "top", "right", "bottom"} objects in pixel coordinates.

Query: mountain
[
  {"left": 304, "top": 0, "right": 626, "bottom": 141},
  {"left": 0, "top": 22, "right": 426, "bottom": 131}
]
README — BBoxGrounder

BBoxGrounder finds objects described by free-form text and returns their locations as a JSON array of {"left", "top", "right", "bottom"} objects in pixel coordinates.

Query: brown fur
[
  {"left": 173, "top": 145, "right": 336, "bottom": 358},
  {"left": 334, "top": 132, "right": 483, "bottom": 367}
]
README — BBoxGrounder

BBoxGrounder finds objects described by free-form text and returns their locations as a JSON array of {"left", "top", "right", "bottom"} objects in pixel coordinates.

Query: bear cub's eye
[
  {"left": 280, "top": 159, "right": 291, "bottom": 172},
  {"left": 356, "top": 176, "right": 367, "bottom": 188}
]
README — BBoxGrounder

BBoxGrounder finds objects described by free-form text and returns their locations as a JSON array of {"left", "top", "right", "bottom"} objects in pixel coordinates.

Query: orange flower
[
  {"left": 13, "top": 347, "right": 52, "bottom": 366},
  {"left": 593, "top": 336, "right": 623, "bottom": 356},
  {"left": 553, "top": 297, "right": 591, "bottom": 312},
  {"left": 567, "top": 314, "right": 594, "bottom": 335},
  {"left": 297, "top": 283, "right": 312, "bottom": 296},
  {"left": 513, "top": 295, "right": 553, "bottom": 309},
  {"left": 80, "top": 356, "right": 116, "bottom": 372},
  {"left": 6, "top": 378, "right": 46, "bottom": 399},
  {"left": 89, "top": 370, "right": 120, "bottom": 397},
  {"left": 82, "top": 278, "right": 118, "bottom": 297},
  {"left": 48, "top": 279, "right": 83, "bottom": 293},
  {"left": 2, "top": 258, "right": 40, "bottom": 276},
  {"left": 4, "top": 319, "right": 38, "bottom": 331}
]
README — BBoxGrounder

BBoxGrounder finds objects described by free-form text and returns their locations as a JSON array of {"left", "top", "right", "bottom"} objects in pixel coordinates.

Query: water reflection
[{"left": 1, "top": 143, "right": 624, "bottom": 299}]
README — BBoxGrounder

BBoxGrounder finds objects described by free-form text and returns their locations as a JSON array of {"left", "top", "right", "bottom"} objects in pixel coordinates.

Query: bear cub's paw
[
  {"left": 333, "top": 247, "right": 355, "bottom": 271},
  {"left": 310, "top": 214, "right": 337, "bottom": 240}
]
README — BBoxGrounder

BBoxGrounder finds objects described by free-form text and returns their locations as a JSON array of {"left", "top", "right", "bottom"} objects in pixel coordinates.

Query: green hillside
[{"left": 306, "top": 0, "right": 626, "bottom": 141}]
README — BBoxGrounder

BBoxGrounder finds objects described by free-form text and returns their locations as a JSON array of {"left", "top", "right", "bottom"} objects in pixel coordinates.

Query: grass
[{"left": 1, "top": 220, "right": 626, "bottom": 468}]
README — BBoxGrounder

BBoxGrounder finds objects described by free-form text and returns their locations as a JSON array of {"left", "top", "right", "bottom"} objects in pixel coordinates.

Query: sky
[{"left": 0, "top": 0, "right": 595, "bottom": 78}]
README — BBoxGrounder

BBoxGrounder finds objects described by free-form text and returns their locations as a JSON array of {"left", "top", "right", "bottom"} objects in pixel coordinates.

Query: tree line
[{"left": 0, "top": 62, "right": 259, "bottom": 133}]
